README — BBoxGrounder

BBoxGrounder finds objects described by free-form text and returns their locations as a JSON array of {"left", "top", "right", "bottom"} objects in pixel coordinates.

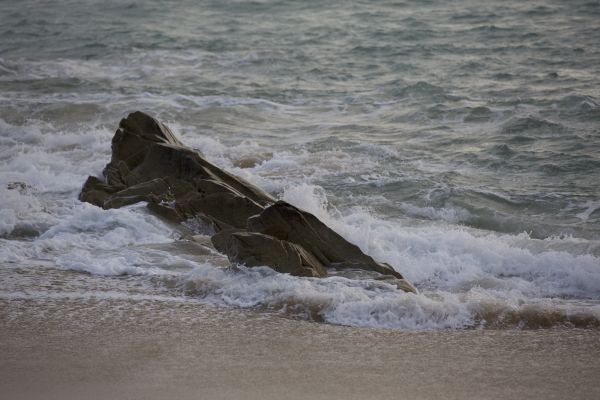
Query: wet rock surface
[
  {"left": 212, "top": 230, "right": 327, "bottom": 278},
  {"left": 80, "top": 111, "right": 416, "bottom": 293}
]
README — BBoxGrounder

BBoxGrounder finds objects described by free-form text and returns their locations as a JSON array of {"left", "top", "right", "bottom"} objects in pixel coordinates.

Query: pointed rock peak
[{"left": 119, "top": 111, "right": 183, "bottom": 146}]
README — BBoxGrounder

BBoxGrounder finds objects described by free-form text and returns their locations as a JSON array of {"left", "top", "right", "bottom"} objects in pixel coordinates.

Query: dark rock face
[
  {"left": 212, "top": 230, "right": 327, "bottom": 278},
  {"left": 80, "top": 111, "right": 417, "bottom": 293},
  {"left": 247, "top": 201, "right": 403, "bottom": 279},
  {"left": 80, "top": 111, "right": 274, "bottom": 227}
]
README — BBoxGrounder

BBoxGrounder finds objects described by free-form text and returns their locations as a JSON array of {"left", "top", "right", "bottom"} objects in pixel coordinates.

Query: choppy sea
[{"left": 1, "top": 0, "right": 599, "bottom": 329}]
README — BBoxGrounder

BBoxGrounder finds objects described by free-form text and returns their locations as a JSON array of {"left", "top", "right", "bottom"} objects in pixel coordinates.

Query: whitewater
[{"left": 1, "top": 0, "right": 600, "bottom": 330}]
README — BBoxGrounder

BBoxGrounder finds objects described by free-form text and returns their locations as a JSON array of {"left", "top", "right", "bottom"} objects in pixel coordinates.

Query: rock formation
[{"left": 80, "top": 111, "right": 417, "bottom": 293}]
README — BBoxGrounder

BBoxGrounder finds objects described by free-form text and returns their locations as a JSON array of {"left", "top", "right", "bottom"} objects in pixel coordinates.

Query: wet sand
[{"left": 1, "top": 266, "right": 600, "bottom": 400}]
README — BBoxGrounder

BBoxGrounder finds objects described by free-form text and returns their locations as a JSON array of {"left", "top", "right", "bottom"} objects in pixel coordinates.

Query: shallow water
[
  {"left": 1, "top": 0, "right": 599, "bottom": 329},
  {"left": 3, "top": 266, "right": 600, "bottom": 400}
]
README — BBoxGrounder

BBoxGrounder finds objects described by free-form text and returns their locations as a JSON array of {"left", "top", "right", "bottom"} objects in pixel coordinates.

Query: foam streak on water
[{"left": 1, "top": 0, "right": 599, "bottom": 329}]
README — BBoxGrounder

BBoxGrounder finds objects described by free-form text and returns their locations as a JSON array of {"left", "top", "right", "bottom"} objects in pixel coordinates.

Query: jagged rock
[
  {"left": 247, "top": 201, "right": 404, "bottom": 279},
  {"left": 179, "top": 191, "right": 263, "bottom": 229},
  {"left": 79, "top": 176, "right": 119, "bottom": 207},
  {"left": 212, "top": 230, "right": 326, "bottom": 278},
  {"left": 146, "top": 201, "right": 185, "bottom": 222},
  {"left": 103, "top": 178, "right": 172, "bottom": 209},
  {"left": 79, "top": 111, "right": 417, "bottom": 293}
]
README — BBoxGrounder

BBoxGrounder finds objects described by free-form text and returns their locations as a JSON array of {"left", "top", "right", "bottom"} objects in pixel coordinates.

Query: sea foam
[{"left": 2, "top": 116, "right": 600, "bottom": 330}]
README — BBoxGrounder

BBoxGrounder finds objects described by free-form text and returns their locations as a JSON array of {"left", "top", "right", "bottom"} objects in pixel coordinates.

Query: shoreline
[{"left": 2, "top": 265, "right": 600, "bottom": 400}]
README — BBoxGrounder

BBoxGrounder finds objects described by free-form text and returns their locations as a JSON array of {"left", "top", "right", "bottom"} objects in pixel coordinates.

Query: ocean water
[{"left": 1, "top": 0, "right": 599, "bottom": 329}]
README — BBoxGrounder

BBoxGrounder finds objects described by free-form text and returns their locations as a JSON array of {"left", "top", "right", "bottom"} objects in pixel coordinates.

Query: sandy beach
[{"left": 2, "top": 265, "right": 599, "bottom": 400}]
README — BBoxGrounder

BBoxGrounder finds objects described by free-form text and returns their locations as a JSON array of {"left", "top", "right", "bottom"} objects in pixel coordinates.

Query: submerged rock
[{"left": 80, "top": 111, "right": 417, "bottom": 293}]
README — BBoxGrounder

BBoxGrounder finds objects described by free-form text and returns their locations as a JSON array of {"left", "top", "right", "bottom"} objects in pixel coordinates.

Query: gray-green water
[{"left": 1, "top": 0, "right": 599, "bottom": 329}]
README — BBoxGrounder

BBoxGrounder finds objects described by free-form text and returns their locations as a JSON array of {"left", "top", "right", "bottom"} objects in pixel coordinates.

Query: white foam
[
  {"left": 2, "top": 115, "right": 599, "bottom": 330},
  {"left": 0, "top": 207, "right": 17, "bottom": 236},
  {"left": 280, "top": 182, "right": 600, "bottom": 299},
  {"left": 398, "top": 202, "right": 472, "bottom": 224},
  {"left": 0, "top": 201, "right": 177, "bottom": 275},
  {"left": 577, "top": 200, "right": 600, "bottom": 221},
  {"left": 176, "top": 263, "right": 473, "bottom": 329},
  {"left": 174, "top": 261, "right": 600, "bottom": 329},
  {"left": 0, "top": 118, "right": 174, "bottom": 276},
  {"left": 0, "top": 187, "right": 45, "bottom": 236},
  {"left": 0, "top": 118, "right": 111, "bottom": 189}
]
